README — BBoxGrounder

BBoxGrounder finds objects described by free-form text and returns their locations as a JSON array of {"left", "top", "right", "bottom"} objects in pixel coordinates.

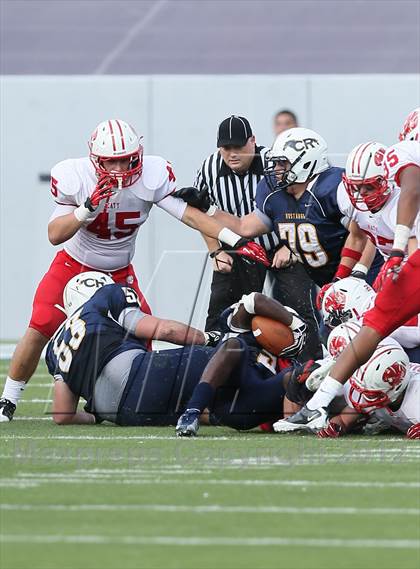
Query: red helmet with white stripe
[
  {"left": 89, "top": 119, "right": 143, "bottom": 188},
  {"left": 342, "top": 142, "right": 390, "bottom": 211},
  {"left": 399, "top": 108, "right": 419, "bottom": 142},
  {"left": 349, "top": 342, "right": 410, "bottom": 413}
]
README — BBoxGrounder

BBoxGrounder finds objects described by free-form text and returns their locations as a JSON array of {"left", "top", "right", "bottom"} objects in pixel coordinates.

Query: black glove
[
  {"left": 173, "top": 186, "right": 212, "bottom": 212},
  {"left": 204, "top": 330, "right": 222, "bottom": 347},
  {"left": 285, "top": 360, "right": 316, "bottom": 406}
]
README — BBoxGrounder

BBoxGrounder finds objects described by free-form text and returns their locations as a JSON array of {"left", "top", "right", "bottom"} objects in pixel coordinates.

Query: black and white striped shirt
[{"left": 194, "top": 146, "right": 280, "bottom": 251}]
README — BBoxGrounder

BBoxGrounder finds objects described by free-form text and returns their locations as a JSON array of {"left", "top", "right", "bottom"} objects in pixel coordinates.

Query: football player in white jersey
[
  {"left": 320, "top": 277, "right": 420, "bottom": 355},
  {"left": 279, "top": 109, "right": 420, "bottom": 430},
  {"left": 0, "top": 119, "right": 261, "bottom": 422},
  {"left": 317, "top": 345, "right": 420, "bottom": 439}
]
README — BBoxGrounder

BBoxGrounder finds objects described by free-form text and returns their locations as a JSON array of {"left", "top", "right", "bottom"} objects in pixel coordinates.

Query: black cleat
[
  {"left": 273, "top": 405, "right": 328, "bottom": 433},
  {"left": 0, "top": 398, "right": 16, "bottom": 422},
  {"left": 176, "top": 409, "right": 201, "bottom": 437}
]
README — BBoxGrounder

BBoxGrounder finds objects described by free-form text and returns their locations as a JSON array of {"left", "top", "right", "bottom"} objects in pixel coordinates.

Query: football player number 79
[{"left": 277, "top": 222, "right": 328, "bottom": 267}]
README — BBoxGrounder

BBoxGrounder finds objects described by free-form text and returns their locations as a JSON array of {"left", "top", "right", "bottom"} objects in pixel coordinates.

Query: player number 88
[{"left": 52, "top": 310, "right": 87, "bottom": 373}]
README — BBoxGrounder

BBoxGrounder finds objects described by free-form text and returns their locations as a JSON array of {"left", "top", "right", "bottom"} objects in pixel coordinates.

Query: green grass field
[{"left": 1, "top": 359, "right": 419, "bottom": 569}]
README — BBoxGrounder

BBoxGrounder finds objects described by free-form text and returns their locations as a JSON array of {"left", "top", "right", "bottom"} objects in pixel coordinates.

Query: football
[{"left": 251, "top": 315, "right": 294, "bottom": 355}]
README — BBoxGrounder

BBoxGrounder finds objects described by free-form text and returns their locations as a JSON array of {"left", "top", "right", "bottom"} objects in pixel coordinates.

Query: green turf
[{"left": 0, "top": 360, "right": 419, "bottom": 569}]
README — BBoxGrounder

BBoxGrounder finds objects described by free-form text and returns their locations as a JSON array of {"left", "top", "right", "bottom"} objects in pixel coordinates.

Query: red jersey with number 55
[
  {"left": 383, "top": 140, "right": 420, "bottom": 244},
  {"left": 49, "top": 156, "right": 185, "bottom": 270}
]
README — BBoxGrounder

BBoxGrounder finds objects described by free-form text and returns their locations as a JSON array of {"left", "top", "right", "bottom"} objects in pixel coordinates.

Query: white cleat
[{"left": 273, "top": 406, "right": 328, "bottom": 433}]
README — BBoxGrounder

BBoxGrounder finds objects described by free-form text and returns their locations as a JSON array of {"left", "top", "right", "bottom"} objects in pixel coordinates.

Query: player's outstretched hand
[
  {"left": 85, "top": 174, "right": 116, "bottom": 211},
  {"left": 318, "top": 420, "right": 343, "bottom": 438},
  {"left": 373, "top": 251, "right": 404, "bottom": 291},
  {"left": 232, "top": 240, "right": 271, "bottom": 268},
  {"left": 204, "top": 330, "right": 222, "bottom": 347},
  {"left": 173, "top": 186, "right": 212, "bottom": 212},
  {"left": 407, "top": 423, "right": 420, "bottom": 439},
  {"left": 281, "top": 311, "right": 307, "bottom": 358}
]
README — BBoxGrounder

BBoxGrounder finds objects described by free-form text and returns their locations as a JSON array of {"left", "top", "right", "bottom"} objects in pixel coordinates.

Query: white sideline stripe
[
  {"left": 20, "top": 399, "right": 52, "bottom": 403},
  {"left": 1, "top": 433, "right": 418, "bottom": 445},
  {"left": 0, "top": 534, "right": 418, "bottom": 549},
  {"left": 13, "top": 417, "right": 52, "bottom": 421},
  {"left": 1, "top": 504, "right": 418, "bottom": 516},
  {"left": 3, "top": 476, "right": 420, "bottom": 489}
]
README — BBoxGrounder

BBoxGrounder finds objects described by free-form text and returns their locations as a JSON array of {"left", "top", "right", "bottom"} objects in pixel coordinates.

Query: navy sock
[{"left": 187, "top": 382, "right": 215, "bottom": 413}]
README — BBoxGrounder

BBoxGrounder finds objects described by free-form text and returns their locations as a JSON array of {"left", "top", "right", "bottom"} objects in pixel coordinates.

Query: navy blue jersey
[
  {"left": 255, "top": 168, "right": 348, "bottom": 286},
  {"left": 45, "top": 284, "right": 147, "bottom": 407}
]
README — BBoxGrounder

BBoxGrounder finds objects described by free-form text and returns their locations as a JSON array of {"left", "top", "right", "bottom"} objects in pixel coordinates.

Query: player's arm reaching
[
  {"left": 383, "top": 164, "right": 420, "bottom": 280},
  {"left": 134, "top": 315, "right": 208, "bottom": 346}
]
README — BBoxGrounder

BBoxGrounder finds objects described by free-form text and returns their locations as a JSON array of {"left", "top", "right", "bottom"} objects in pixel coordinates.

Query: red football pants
[
  {"left": 29, "top": 249, "right": 151, "bottom": 338},
  {"left": 363, "top": 249, "right": 420, "bottom": 337}
]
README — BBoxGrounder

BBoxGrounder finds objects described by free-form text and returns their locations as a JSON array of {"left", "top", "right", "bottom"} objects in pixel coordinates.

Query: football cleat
[
  {"left": 0, "top": 398, "right": 16, "bottom": 422},
  {"left": 273, "top": 405, "right": 328, "bottom": 433},
  {"left": 176, "top": 409, "right": 201, "bottom": 437}
]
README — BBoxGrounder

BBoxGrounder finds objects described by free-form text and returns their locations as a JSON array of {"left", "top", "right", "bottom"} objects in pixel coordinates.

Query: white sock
[
  {"left": 306, "top": 375, "right": 344, "bottom": 411},
  {"left": 2, "top": 377, "right": 26, "bottom": 405}
]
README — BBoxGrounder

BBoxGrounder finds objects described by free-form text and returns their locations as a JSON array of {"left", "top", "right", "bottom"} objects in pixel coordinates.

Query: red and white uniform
[
  {"left": 30, "top": 156, "right": 187, "bottom": 339},
  {"left": 337, "top": 183, "right": 417, "bottom": 259},
  {"left": 383, "top": 140, "right": 420, "bottom": 243},
  {"left": 361, "top": 141, "right": 420, "bottom": 337},
  {"left": 344, "top": 362, "right": 420, "bottom": 432},
  {"left": 50, "top": 156, "right": 185, "bottom": 270}
]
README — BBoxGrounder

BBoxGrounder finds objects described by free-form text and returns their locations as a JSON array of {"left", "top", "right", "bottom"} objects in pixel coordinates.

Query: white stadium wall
[{"left": 0, "top": 74, "right": 418, "bottom": 340}]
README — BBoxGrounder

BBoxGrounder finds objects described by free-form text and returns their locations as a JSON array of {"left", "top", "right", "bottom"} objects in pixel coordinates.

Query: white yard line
[
  {"left": 0, "top": 534, "right": 418, "bottom": 549},
  {"left": 1, "top": 476, "right": 419, "bottom": 489},
  {"left": 19, "top": 399, "right": 52, "bottom": 403},
  {"left": 1, "top": 504, "right": 418, "bottom": 516}
]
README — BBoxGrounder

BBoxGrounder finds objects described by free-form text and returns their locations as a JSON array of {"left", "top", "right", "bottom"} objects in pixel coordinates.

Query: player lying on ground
[
  {"left": 273, "top": 319, "right": 420, "bottom": 439},
  {"left": 175, "top": 291, "right": 307, "bottom": 436},
  {"left": 277, "top": 110, "right": 420, "bottom": 429},
  {"left": 47, "top": 271, "right": 220, "bottom": 425},
  {"left": 0, "top": 119, "right": 268, "bottom": 422},
  {"left": 320, "top": 277, "right": 420, "bottom": 361},
  {"left": 47, "top": 274, "right": 306, "bottom": 428}
]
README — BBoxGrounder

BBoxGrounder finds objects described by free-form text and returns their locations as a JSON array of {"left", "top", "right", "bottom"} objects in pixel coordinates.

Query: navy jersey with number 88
[{"left": 46, "top": 284, "right": 147, "bottom": 407}]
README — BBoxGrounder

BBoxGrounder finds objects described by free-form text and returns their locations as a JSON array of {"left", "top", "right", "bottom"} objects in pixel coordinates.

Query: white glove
[
  {"left": 305, "top": 357, "right": 335, "bottom": 392},
  {"left": 280, "top": 308, "right": 307, "bottom": 359}
]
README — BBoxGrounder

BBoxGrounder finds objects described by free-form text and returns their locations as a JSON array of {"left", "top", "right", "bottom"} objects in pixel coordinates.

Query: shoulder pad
[
  {"left": 51, "top": 158, "right": 84, "bottom": 198},
  {"left": 141, "top": 155, "right": 171, "bottom": 191},
  {"left": 313, "top": 167, "right": 344, "bottom": 196}
]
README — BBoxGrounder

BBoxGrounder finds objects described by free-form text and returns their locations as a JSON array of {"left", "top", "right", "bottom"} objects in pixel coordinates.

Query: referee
[{"left": 195, "top": 115, "right": 280, "bottom": 333}]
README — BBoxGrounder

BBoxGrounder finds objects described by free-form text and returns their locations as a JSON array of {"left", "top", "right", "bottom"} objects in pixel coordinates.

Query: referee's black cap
[{"left": 217, "top": 115, "right": 253, "bottom": 147}]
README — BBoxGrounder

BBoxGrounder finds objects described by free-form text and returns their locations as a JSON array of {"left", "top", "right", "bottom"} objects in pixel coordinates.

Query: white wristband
[
  {"left": 217, "top": 227, "right": 241, "bottom": 247},
  {"left": 207, "top": 205, "right": 217, "bottom": 216},
  {"left": 393, "top": 224, "right": 411, "bottom": 252},
  {"left": 352, "top": 263, "right": 368, "bottom": 275},
  {"left": 74, "top": 204, "right": 92, "bottom": 223},
  {"left": 241, "top": 292, "right": 256, "bottom": 314}
]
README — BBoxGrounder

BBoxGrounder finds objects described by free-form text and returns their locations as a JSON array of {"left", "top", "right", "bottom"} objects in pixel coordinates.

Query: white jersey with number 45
[
  {"left": 383, "top": 140, "right": 420, "bottom": 244},
  {"left": 49, "top": 156, "right": 187, "bottom": 271}
]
